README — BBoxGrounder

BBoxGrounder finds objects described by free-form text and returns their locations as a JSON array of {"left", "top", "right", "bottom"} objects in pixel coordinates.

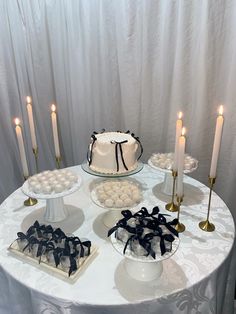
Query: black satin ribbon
[
  {"left": 87, "top": 134, "right": 97, "bottom": 166},
  {"left": 111, "top": 140, "right": 128, "bottom": 172},
  {"left": 125, "top": 130, "right": 143, "bottom": 160}
]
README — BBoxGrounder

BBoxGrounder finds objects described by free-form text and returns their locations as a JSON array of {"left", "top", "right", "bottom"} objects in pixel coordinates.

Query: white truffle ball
[
  {"left": 123, "top": 198, "right": 133, "bottom": 207},
  {"left": 32, "top": 183, "right": 42, "bottom": 194},
  {"left": 120, "top": 193, "right": 129, "bottom": 201},
  {"left": 41, "top": 184, "right": 52, "bottom": 194},
  {"left": 97, "top": 192, "right": 107, "bottom": 202},
  {"left": 115, "top": 199, "right": 124, "bottom": 208},
  {"left": 104, "top": 199, "right": 114, "bottom": 208},
  {"left": 132, "top": 191, "right": 142, "bottom": 202},
  {"left": 54, "top": 184, "right": 64, "bottom": 193}
]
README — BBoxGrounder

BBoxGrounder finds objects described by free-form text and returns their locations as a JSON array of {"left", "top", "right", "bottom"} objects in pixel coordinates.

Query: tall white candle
[
  {"left": 26, "top": 96, "right": 37, "bottom": 149},
  {"left": 173, "top": 112, "right": 183, "bottom": 171},
  {"left": 177, "top": 127, "right": 186, "bottom": 198},
  {"left": 51, "top": 104, "right": 60, "bottom": 158},
  {"left": 209, "top": 105, "right": 224, "bottom": 178},
  {"left": 14, "top": 118, "right": 29, "bottom": 178}
]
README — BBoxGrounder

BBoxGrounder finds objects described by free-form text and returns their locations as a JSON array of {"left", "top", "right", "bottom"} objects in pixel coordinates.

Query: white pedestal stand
[
  {"left": 21, "top": 178, "right": 82, "bottom": 223},
  {"left": 44, "top": 198, "right": 68, "bottom": 222},
  {"left": 111, "top": 233, "right": 179, "bottom": 282},
  {"left": 124, "top": 258, "right": 163, "bottom": 281}
]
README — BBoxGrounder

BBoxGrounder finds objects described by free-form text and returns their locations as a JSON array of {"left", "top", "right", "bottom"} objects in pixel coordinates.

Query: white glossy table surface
[{"left": 0, "top": 164, "right": 235, "bottom": 313}]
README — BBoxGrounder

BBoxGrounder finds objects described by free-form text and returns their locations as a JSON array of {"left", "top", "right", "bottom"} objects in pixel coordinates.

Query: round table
[{"left": 0, "top": 164, "right": 235, "bottom": 314}]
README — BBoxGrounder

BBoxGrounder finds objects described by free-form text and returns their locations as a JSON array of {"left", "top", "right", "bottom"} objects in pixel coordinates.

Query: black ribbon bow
[{"left": 110, "top": 140, "right": 129, "bottom": 172}]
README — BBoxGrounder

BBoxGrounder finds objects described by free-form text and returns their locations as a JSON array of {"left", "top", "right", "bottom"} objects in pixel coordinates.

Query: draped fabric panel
[{"left": 0, "top": 0, "right": 236, "bottom": 221}]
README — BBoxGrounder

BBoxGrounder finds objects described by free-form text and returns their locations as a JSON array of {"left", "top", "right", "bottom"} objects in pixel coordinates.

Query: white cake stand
[
  {"left": 90, "top": 178, "right": 144, "bottom": 228},
  {"left": 81, "top": 161, "right": 144, "bottom": 178},
  {"left": 22, "top": 178, "right": 82, "bottom": 223},
  {"left": 111, "top": 233, "right": 179, "bottom": 281},
  {"left": 148, "top": 159, "right": 198, "bottom": 195}
]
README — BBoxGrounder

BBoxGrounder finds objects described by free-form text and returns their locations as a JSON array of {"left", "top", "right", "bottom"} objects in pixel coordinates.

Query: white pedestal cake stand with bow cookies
[
  {"left": 148, "top": 154, "right": 198, "bottom": 195},
  {"left": 111, "top": 233, "right": 179, "bottom": 281},
  {"left": 22, "top": 177, "right": 82, "bottom": 222}
]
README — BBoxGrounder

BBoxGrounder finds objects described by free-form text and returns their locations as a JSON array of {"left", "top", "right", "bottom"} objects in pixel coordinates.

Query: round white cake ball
[
  {"left": 46, "top": 172, "right": 54, "bottom": 178},
  {"left": 29, "top": 181, "right": 38, "bottom": 191},
  {"left": 63, "top": 180, "right": 73, "bottom": 190},
  {"left": 97, "top": 192, "right": 107, "bottom": 203},
  {"left": 104, "top": 199, "right": 114, "bottom": 208},
  {"left": 41, "top": 184, "right": 52, "bottom": 194},
  {"left": 32, "top": 183, "right": 42, "bottom": 194},
  {"left": 115, "top": 199, "right": 124, "bottom": 208},
  {"left": 97, "top": 187, "right": 104, "bottom": 194},
  {"left": 111, "top": 194, "right": 119, "bottom": 201},
  {"left": 68, "top": 175, "right": 77, "bottom": 184},
  {"left": 123, "top": 198, "right": 133, "bottom": 207},
  {"left": 120, "top": 193, "right": 129, "bottom": 201},
  {"left": 106, "top": 189, "right": 114, "bottom": 197},
  {"left": 56, "top": 173, "right": 64, "bottom": 180},
  {"left": 103, "top": 184, "right": 112, "bottom": 192},
  {"left": 54, "top": 184, "right": 64, "bottom": 193},
  {"left": 52, "top": 169, "right": 60, "bottom": 175},
  {"left": 132, "top": 191, "right": 142, "bottom": 202},
  {"left": 42, "top": 170, "right": 51, "bottom": 176}
]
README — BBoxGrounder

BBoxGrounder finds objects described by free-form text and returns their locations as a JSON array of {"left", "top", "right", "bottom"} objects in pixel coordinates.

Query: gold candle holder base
[
  {"left": 55, "top": 156, "right": 61, "bottom": 169},
  {"left": 24, "top": 197, "right": 38, "bottom": 206},
  {"left": 165, "top": 170, "right": 178, "bottom": 212},
  {"left": 23, "top": 176, "right": 38, "bottom": 206},
  {"left": 165, "top": 202, "right": 178, "bottom": 212},
  {"left": 175, "top": 195, "right": 185, "bottom": 233},
  {"left": 199, "top": 220, "right": 215, "bottom": 232},
  {"left": 32, "top": 147, "right": 39, "bottom": 173},
  {"left": 199, "top": 177, "right": 216, "bottom": 232},
  {"left": 175, "top": 221, "right": 185, "bottom": 233}
]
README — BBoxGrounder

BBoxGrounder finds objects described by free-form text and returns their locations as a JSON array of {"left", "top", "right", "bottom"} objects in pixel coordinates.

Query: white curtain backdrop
[{"left": 0, "top": 0, "right": 236, "bottom": 221}]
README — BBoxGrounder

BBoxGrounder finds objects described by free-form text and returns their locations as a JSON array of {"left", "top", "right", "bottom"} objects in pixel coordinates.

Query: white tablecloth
[{"left": 0, "top": 165, "right": 235, "bottom": 314}]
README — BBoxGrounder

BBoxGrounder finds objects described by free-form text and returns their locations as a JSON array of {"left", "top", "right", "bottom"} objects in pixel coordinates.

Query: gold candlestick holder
[
  {"left": 23, "top": 176, "right": 38, "bottom": 206},
  {"left": 165, "top": 170, "right": 178, "bottom": 212},
  {"left": 199, "top": 177, "right": 216, "bottom": 232},
  {"left": 32, "top": 147, "right": 39, "bottom": 173},
  {"left": 55, "top": 156, "right": 61, "bottom": 169},
  {"left": 175, "top": 195, "right": 185, "bottom": 233}
]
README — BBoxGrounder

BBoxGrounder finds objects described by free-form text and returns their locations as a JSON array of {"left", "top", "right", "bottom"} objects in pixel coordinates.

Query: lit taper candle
[
  {"left": 51, "top": 104, "right": 60, "bottom": 158},
  {"left": 14, "top": 118, "right": 29, "bottom": 177},
  {"left": 177, "top": 127, "right": 186, "bottom": 198},
  {"left": 173, "top": 112, "right": 183, "bottom": 171},
  {"left": 26, "top": 96, "right": 37, "bottom": 150},
  {"left": 209, "top": 105, "right": 224, "bottom": 178}
]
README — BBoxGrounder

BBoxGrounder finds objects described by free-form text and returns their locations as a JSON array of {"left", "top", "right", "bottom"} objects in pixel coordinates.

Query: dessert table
[{"left": 0, "top": 164, "right": 235, "bottom": 314}]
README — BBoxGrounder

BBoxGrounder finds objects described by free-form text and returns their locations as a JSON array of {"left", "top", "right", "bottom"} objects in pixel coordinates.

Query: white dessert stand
[
  {"left": 22, "top": 178, "right": 82, "bottom": 223},
  {"left": 111, "top": 233, "right": 179, "bottom": 281},
  {"left": 81, "top": 161, "right": 144, "bottom": 178},
  {"left": 90, "top": 178, "right": 145, "bottom": 228},
  {"left": 148, "top": 159, "right": 198, "bottom": 195}
]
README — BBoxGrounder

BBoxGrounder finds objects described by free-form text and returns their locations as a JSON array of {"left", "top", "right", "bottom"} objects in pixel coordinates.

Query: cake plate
[
  {"left": 22, "top": 177, "right": 82, "bottom": 223},
  {"left": 148, "top": 159, "right": 198, "bottom": 195},
  {"left": 111, "top": 233, "right": 179, "bottom": 281},
  {"left": 81, "top": 161, "right": 144, "bottom": 178},
  {"left": 90, "top": 178, "right": 145, "bottom": 228}
]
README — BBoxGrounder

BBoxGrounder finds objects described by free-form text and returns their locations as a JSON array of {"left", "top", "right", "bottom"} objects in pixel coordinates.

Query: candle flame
[
  {"left": 14, "top": 118, "right": 20, "bottom": 126},
  {"left": 218, "top": 105, "right": 223, "bottom": 116},
  {"left": 26, "top": 96, "right": 31, "bottom": 104},
  {"left": 181, "top": 127, "right": 186, "bottom": 136},
  {"left": 178, "top": 111, "right": 183, "bottom": 119},
  {"left": 51, "top": 104, "right": 56, "bottom": 112}
]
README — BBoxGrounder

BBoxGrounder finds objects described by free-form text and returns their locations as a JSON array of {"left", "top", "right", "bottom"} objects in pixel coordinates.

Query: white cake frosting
[{"left": 88, "top": 131, "right": 142, "bottom": 174}]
